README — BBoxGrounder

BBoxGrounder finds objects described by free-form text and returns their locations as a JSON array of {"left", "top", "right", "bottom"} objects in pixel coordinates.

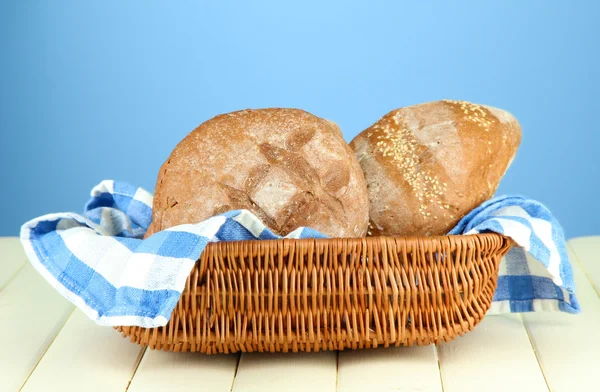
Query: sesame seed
[{"left": 369, "top": 114, "right": 448, "bottom": 208}]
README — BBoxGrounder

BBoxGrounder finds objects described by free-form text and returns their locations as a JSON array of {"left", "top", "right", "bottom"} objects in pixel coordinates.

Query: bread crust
[
  {"left": 147, "top": 108, "right": 370, "bottom": 238},
  {"left": 350, "top": 100, "right": 522, "bottom": 236}
]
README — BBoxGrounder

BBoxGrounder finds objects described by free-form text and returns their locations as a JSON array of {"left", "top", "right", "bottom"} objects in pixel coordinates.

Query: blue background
[{"left": 1, "top": 1, "right": 598, "bottom": 238}]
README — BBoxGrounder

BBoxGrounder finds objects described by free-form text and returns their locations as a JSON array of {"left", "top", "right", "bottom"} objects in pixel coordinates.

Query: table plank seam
[
  {"left": 519, "top": 314, "right": 552, "bottom": 392},
  {"left": 18, "top": 306, "right": 77, "bottom": 391},
  {"left": 434, "top": 346, "right": 446, "bottom": 392},
  {"left": 567, "top": 242, "right": 600, "bottom": 300},
  {"left": 228, "top": 353, "right": 242, "bottom": 392},
  {"left": 125, "top": 347, "right": 148, "bottom": 392},
  {"left": 0, "top": 263, "right": 26, "bottom": 292},
  {"left": 335, "top": 352, "right": 339, "bottom": 392}
]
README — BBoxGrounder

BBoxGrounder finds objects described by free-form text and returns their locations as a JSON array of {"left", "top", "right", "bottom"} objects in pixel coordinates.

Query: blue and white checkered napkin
[{"left": 20, "top": 180, "right": 580, "bottom": 328}]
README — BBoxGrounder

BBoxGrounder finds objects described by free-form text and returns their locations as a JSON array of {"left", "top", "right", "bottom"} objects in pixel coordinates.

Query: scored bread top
[{"left": 147, "top": 108, "right": 370, "bottom": 238}]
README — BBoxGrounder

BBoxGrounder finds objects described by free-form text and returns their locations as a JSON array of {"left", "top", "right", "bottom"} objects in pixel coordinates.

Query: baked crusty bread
[
  {"left": 146, "top": 108, "right": 370, "bottom": 238},
  {"left": 350, "top": 100, "right": 522, "bottom": 236}
]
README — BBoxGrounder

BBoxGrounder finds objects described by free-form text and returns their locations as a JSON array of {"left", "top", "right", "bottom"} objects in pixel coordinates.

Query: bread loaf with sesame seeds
[
  {"left": 349, "top": 100, "right": 521, "bottom": 236},
  {"left": 145, "top": 108, "right": 370, "bottom": 238}
]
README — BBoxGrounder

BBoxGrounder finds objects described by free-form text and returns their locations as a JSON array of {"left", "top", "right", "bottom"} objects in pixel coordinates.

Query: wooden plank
[
  {"left": 338, "top": 345, "right": 442, "bottom": 392},
  {"left": 0, "top": 237, "right": 28, "bottom": 290},
  {"left": 232, "top": 352, "right": 337, "bottom": 392},
  {"left": 0, "top": 264, "right": 73, "bottom": 392},
  {"left": 437, "top": 314, "right": 549, "bottom": 392},
  {"left": 21, "top": 309, "right": 145, "bottom": 392},
  {"left": 569, "top": 236, "right": 600, "bottom": 297},
  {"left": 127, "top": 351, "right": 239, "bottom": 392},
  {"left": 522, "top": 245, "right": 600, "bottom": 392}
]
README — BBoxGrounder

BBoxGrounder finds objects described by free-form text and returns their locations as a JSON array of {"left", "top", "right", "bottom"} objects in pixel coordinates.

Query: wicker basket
[{"left": 115, "top": 233, "right": 512, "bottom": 353}]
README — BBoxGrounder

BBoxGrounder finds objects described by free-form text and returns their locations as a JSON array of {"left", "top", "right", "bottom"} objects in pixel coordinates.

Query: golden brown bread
[
  {"left": 350, "top": 100, "right": 522, "bottom": 236},
  {"left": 147, "top": 108, "right": 370, "bottom": 238}
]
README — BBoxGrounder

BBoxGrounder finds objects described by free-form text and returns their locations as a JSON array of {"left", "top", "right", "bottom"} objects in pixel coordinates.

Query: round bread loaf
[
  {"left": 350, "top": 100, "right": 522, "bottom": 236},
  {"left": 147, "top": 108, "right": 370, "bottom": 238}
]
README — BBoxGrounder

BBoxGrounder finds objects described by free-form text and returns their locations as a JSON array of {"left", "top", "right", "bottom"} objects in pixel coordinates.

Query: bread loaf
[
  {"left": 147, "top": 108, "right": 370, "bottom": 238},
  {"left": 350, "top": 100, "right": 521, "bottom": 236}
]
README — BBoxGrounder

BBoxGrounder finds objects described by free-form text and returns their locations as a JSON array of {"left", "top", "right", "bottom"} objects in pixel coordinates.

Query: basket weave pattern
[{"left": 116, "top": 233, "right": 512, "bottom": 353}]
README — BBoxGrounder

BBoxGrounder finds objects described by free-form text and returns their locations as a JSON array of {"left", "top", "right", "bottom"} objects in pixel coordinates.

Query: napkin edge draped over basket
[{"left": 20, "top": 180, "right": 580, "bottom": 329}]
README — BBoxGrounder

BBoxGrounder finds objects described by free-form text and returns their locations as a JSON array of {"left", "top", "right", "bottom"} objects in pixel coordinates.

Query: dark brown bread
[
  {"left": 350, "top": 100, "right": 522, "bottom": 236},
  {"left": 147, "top": 108, "right": 370, "bottom": 238}
]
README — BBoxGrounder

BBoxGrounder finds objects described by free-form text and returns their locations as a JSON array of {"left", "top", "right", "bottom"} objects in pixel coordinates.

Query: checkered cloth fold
[{"left": 19, "top": 180, "right": 579, "bottom": 328}]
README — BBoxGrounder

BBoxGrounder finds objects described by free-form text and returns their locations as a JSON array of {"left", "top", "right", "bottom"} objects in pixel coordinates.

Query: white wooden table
[{"left": 1, "top": 236, "right": 599, "bottom": 392}]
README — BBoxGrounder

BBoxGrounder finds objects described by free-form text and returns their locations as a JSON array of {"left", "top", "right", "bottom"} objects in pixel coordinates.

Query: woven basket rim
[{"left": 203, "top": 232, "right": 512, "bottom": 248}]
